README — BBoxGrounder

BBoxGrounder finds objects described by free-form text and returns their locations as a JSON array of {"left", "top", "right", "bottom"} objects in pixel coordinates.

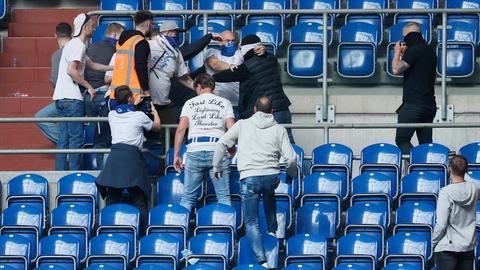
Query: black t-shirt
[
  {"left": 85, "top": 40, "right": 116, "bottom": 89},
  {"left": 401, "top": 43, "right": 437, "bottom": 106}
]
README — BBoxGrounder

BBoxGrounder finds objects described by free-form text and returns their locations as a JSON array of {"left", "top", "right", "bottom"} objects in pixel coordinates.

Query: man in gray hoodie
[
  {"left": 432, "top": 155, "right": 478, "bottom": 270},
  {"left": 213, "top": 96, "right": 296, "bottom": 268}
]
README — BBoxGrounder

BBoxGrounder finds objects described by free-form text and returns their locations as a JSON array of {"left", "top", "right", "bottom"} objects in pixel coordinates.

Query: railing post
[
  {"left": 322, "top": 12, "right": 329, "bottom": 122},
  {"left": 203, "top": 12, "right": 208, "bottom": 35},
  {"left": 165, "top": 127, "right": 171, "bottom": 153},
  {"left": 441, "top": 11, "right": 448, "bottom": 121},
  {"left": 323, "top": 126, "right": 329, "bottom": 144}
]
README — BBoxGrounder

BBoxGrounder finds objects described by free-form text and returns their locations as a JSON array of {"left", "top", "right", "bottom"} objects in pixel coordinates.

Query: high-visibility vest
[{"left": 110, "top": 35, "right": 144, "bottom": 98}]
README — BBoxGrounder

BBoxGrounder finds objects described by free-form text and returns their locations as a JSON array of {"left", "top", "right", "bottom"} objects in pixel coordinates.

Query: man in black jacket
[{"left": 213, "top": 35, "right": 294, "bottom": 143}]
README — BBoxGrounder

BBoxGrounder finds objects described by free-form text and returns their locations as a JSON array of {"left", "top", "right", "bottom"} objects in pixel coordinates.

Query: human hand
[
  {"left": 133, "top": 94, "right": 146, "bottom": 106},
  {"left": 174, "top": 156, "right": 183, "bottom": 172},
  {"left": 87, "top": 87, "right": 96, "bottom": 99},
  {"left": 394, "top": 41, "right": 406, "bottom": 56},
  {"left": 211, "top": 34, "right": 223, "bottom": 42},
  {"left": 214, "top": 171, "right": 222, "bottom": 180},
  {"left": 227, "top": 147, "right": 236, "bottom": 158},
  {"left": 229, "top": 64, "right": 238, "bottom": 71},
  {"left": 150, "top": 102, "right": 157, "bottom": 113},
  {"left": 254, "top": 44, "right": 266, "bottom": 56}
]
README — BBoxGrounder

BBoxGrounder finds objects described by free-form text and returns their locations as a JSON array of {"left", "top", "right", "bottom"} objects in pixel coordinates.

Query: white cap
[
  {"left": 73, "top": 13, "right": 91, "bottom": 37},
  {"left": 158, "top": 21, "right": 185, "bottom": 33}
]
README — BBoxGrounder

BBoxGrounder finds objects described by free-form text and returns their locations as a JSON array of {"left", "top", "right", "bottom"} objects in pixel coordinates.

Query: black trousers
[
  {"left": 434, "top": 250, "right": 474, "bottom": 270},
  {"left": 106, "top": 186, "right": 149, "bottom": 235},
  {"left": 395, "top": 103, "right": 437, "bottom": 154}
]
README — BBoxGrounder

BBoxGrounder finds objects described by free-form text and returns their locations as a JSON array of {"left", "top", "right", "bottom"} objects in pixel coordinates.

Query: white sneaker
[
  {"left": 268, "top": 231, "right": 277, "bottom": 238},
  {"left": 260, "top": 262, "right": 268, "bottom": 268}
]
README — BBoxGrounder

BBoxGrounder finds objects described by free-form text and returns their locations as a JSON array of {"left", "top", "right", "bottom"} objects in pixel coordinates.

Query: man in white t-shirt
[
  {"left": 173, "top": 74, "right": 235, "bottom": 211},
  {"left": 205, "top": 30, "right": 244, "bottom": 119},
  {"left": 53, "top": 13, "right": 112, "bottom": 171}
]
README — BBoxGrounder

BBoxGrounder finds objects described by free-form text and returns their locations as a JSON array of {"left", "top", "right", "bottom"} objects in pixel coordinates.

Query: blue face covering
[
  {"left": 165, "top": 35, "right": 180, "bottom": 48},
  {"left": 220, "top": 41, "right": 237, "bottom": 57},
  {"left": 105, "top": 37, "right": 118, "bottom": 46},
  {"left": 115, "top": 104, "right": 136, "bottom": 114}
]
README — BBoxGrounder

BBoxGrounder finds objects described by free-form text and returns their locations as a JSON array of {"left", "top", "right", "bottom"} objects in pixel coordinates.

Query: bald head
[
  {"left": 402, "top": 22, "right": 422, "bottom": 37},
  {"left": 220, "top": 30, "right": 236, "bottom": 45},
  {"left": 254, "top": 96, "right": 273, "bottom": 114}
]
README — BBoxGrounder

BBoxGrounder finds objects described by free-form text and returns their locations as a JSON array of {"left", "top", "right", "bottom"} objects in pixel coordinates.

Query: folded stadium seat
[
  {"left": 335, "top": 232, "right": 381, "bottom": 270},
  {"left": 187, "top": 233, "right": 231, "bottom": 269},
  {"left": 300, "top": 186, "right": 340, "bottom": 232},
  {"left": 1, "top": 204, "right": 43, "bottom": 262},
  {"left": 136, "top": 234, "right": 180, "bottom": 269},
  {"left": 408, "top": 143, "right": 450, "bottom": 186},
  {"left": 387, "top": 22, "right": 431, "bottom": 77},
  {"left": 188, "top": 23, "right": 226, "bottom": 73},
  {"left": 337, "top": 22, "right": 379, "bottom": 78},
  {"left": 437, "top": 21, "right": 476, "bottom": 78},
  {"left": 467, "top": 171, "right": 480, "bottom": 184},
  {"left": 36, "top": 234, "right": 80, "bottom": 270},
  {"left": 156, "top": 172, "right": 201, "bottom": 206},
  {"left": 296, "top": 0, "right": 339, "bottom": 27},
  {"left": 310, "top": 143, "right": 353, "bottom": 200},
  {"left": 240, "top": 22, "right": 281, "bottom": 55},
  {"left": 97, "top": 204, "right": 140, "bottom": 263},
  {"left": 84, "top": 265, "right": 117, "bottom": 270},
  {"left": 351, "top": 172, "right": 395, "bottom": 202},
  {"left": 344, "top": 202, "right": 388, "bottom": 257},
  {"left": 446, "top": 0, "right": 480, "bottom": 42},
  {"left": 0, "top": 234, "right": 30, "bottom": 270},
  {"left": 381, "top": 262, "right": 420, "bottom": 270},
  {"left": 302, "top": 171, "right": 344, "bottom": 200},
  {"left": 150, "top": 0, "right": 192, "bottom": 47},
  {"left": 197, "top": 0, "right": 239, "bottom": 30},
  {"left": 7, "top": 173, "right": 48, "bottom": 228},
  {"left": 233, "top": 264, "right": 267, "bottom": 270},
  {"left": 0, "top": 0, "right": 5, "bottom": 21},
  {"left": 258, "top": 200, "right": 288, "bottom": 239},
  {"left": 87, "top": 233, "right": 132, "bottom": 270},
  {"left": 49, "top": 204, "right": 93, "bottom": 263},
  {"left": 56, "top": 172, "right": 98, "bottom": 225},
  {"left": 143, "top": 143, "right": 162, "bottom": 175},
  {"left": 285, "top": 234, "right": 328, "bottom": 269},
  {"left": 165, "top": 144, "right": 187, "bottom": 173},
  {"left": 147, "top": 204, "right": 189, "bottom": 252},
  {"left": 295, "top": 203, "right": 337, "bottom": 241},
  {"left": 345, "top": 0, "right": 387, "bottom": 44},
  {"left": 183, "top": 265, "right": 218, "bottom": 270},
  {"left": 238, "top": 234, "right": 279, "bottom": 269},
  {"left": 98, "top": 0, "right": 140, "bottom": 41},
  {"left": 360, "top": 143, "right": 402, "bottom": 200},
  {"left": 394, "top": 0, "right": 436, "bottom": 44},
  {"left": 34, "top": 265, "right": 68, "bottom": 270},
  {"left": 292, "top": 144, "right": 305, "bottom": 176},
  {"left": 84, "top": 122, "right": 95, "bottom": 147},
  {"left": 332, "top": 265, "right": 370, "bottom": 270},
  {"left": 399, "top": 171, "right": 442, "bottom": 196},
  {"left": 385, "top": 232, "right": 429, "bottom": 269},
  {"left": 287, "top": 22, "right": 326, "bottom": 79},
  {"left": 283, "top": 265, "right": 316, "bottom": 270},
  {"left": 195, "top": 204, "right": 237, "bottom": 262},
  {"left": 246, "top": 0, "right": 286, "bottom": 46},
  {"left": 459, "top": 142, "right": 480, "bottom": 171}
]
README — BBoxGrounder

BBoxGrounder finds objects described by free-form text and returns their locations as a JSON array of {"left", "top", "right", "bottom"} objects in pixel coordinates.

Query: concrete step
[
  {"left": 0, "top": 52, "right": 51, "bottom": 67},
  {"left": 2, "top": 37, "right": 57, "bottom": 54},
  {"left": 0, "top": 67, "right": 51, "bottom": 83},
  {"left": 0, "top": 82, "right": 53, "bottom": 97},
  {"left": 8, "top": 22, "right": 61, "bottom": 37},
  {"left": 12, "top": 8, "right": 94, "bottom": 24}
]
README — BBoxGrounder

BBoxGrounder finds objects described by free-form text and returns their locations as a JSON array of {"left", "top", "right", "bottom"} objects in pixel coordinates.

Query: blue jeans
[
  {"left": 180, "top": 151, "right": 231, "bottom": 211},
  {"left": 241, "top": 174, "right": 279, "bottom": 263},
  {"left": 35, "top": 102, "right": 60, "bottom": 144},
  {"left": 85, "top": 91, "right": 110, "bottom": 169},
  {"left": 55, "top": 99, "right": 85, "bottom": 171},
  {"left": 273, "top": 109, "right": 295, "bottom": 144}
]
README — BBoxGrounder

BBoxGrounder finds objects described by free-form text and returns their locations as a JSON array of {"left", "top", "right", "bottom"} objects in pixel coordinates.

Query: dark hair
[
  {"left": 449, "top": 155, "right": 468, "bottom": 177},
  {"left": 134, "top": 10, "right": 154, "bottom": 25},
  {"left": 193, "top": 73, "right": 216, "bottom": 90},
  {"left": 254, "top": 96, "right": 273, "bottom": 113},
  {"left": 56, "top": 22, "right": 72, "bottom": 38},
  {"left": 105, "top": 23, "right": 125, "bottom": 36},
  {"left": 114, "top": 85, "right": 133, "bottom": 105}
]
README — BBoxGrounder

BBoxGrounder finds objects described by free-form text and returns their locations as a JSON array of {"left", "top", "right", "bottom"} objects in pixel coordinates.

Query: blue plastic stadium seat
[
  {"left": 56, "top": 173, "right": 98, "bottom": 221},
  {"left": 302, "top": 172, "right": 344, "bottom": 198},
  {"left": 246, "top": 0, "right": 285, "bottom": 45},
  {"left": 97, "top": 203, "right": 140, "bottom": 263},
  {"left": 396, "top": 201, "right": 435, "bottom": 226},
  {"left": 385, "top": 232, "right": 429, "bottom": 267},
  {"left": 188, "top": 233, "right": 230, "bottom": 269},
  {"left": 345, "top": 202, "right": 388, "bottom": 249},
  {"left": 285, "top": 234, "right": 328, "bottom": 268},
  {"left": 382, "top": 262, "right": 420, "bottom": 270},
  {"left": 351, "top": 172, "right": 395, "bottom": 201},
  {"left": 408, "top": 143, "right": 450, "bottom": 186},
  {"left": 7, "top": 173, "right": 48, "bottom": 226},
  {"left": 240, "top": 22, "right": 281, "bottom": 53},
  {"left": 311, "top": 143, "right": 353, "bottom": 200},
  {"left": 345, "top": 0, "right": 387, "bottom": 44},
  {"left": 400, "top": 171, "right": 441, "bottom": 196},
  {"left": 166, "top": 144, "right": 187, "bottom": 172},
  {"left": 336, "top": 232, "right": 381, "bottom": 269},
  {"left": 100, "top": 0, "right": 142, "bottom": 10},
  {"left": 49, "top": 204, "right": 92, "bottom": 263},
  {"left": 183, "top": 265, "right": 219, "bottom": 270},
  {"left": 296, "top": 0, "right": 339, "bottom": 26},
  {"left": 446, "top": 0, "right": 480, "bottom": 42},
  {"left": 37, "top": 234, "right": 80, "bottom": 270},
  {"left": 0, "top": 234, "right": 30, "bottom": 270},
  {"left": 84, "top": 265, "right": 117, "bottom": 270},
  {"left": 283, "top": 265, "right": 317, "bottom": 270},
  {"left": 295, "top": 203, "right": 337, "bottom": 240},
  {"left": 137, "top": 234, "right": 179, "bottom": 269},
  {"left": 258, "top": 201, "right": 288, "bottom": 239},
  {"left": 150, "top": 0, "right": 191, "bottom": 46},
  {"left": 1, "top": 204, "right": 43, "bottom": 262},
  {"left": 338, "top": 22, "right": 378, "bottom": 78},
  {"left": 233, "top": 265, "right": 267, "bottom": 270},
  {"left": 394, "top": 0, "right": 435, "bottom": 44},
  {"left": 333, "top": 265, "right": 370, "bottom": 270},
  {"left": 34, "top": 265, "right": 68, "bottom": 270},
  {"left": 147, "top": 204, "right": 189, "bottom": 252},
  {"left": 84, "top": 123, "right": 95, "bottom": 147},
  {"left": 197, "top": 0, "right": 238, "bottom": 29},
  {"left": 459, "top": 142, "right": 480, "bottom": 169},
  {"left": 287, "top": 22, "right": 325, "bottom": 78},
  {"left": 188, "top": 23, "right": 226, "bottom": 72},
  {"left": 466, "top": 171, "right": 480, "bottom": 184},
  {"left": 238, "top": 234, "right": 279, "bottom": 269},
  {"left": 0, "top": 0, "right": 5, "bottom": 21},
  {"left": 156, "top": 172, "right": 189, "bottom": 205},
  {"left": 360, "top": 143, "right": 402, "bottom": 199},
  {"left": 88, "top": 234, "right": 132, "bottom": 270}
]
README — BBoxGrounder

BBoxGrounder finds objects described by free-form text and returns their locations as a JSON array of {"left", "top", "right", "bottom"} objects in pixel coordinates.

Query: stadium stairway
[{"left": 0, "top": 8, "right": 93, "bottom": 170}]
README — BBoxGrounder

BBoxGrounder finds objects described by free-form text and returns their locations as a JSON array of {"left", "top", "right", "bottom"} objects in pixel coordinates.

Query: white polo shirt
[{"left": 109, "top": 108, "right": 153, "bottom": 149}]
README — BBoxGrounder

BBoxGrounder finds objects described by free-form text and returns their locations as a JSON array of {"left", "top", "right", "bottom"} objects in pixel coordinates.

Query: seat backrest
[
  {"left": 148, "top": 203, "right": 190, "bottom": 229},
  {"left": 189, "top": 233, "right": 230, "bottom": 259},
  {"left": 290, "top": 22, "right": 325, "bottom": 43},
  {"left": 99, "top": 204, "right": 140, "bottom": 233},
  {"left": 389, "top": 22, "right": 429, "bottom": 43},
  {"left": 89, "top": 234, "right": 131, "bottom": 260},
  {"left": 198, "top": 0, "right": 238, "bottom": 10},
  {"left": 57, "top": 173, "right": 98, "bottom": 199},
  {"left": 166, "top": 144, "right": 187, "bottom": 166},
  {"left": 303, "top": 172, "right": 343, "bottom": 195},
  {"left": 383, "top": 263, "right": 419, "bottom": 270},
  {"left": 332, "top": 265, "right": 370, "bottom": 270},
  {"left": 298, "top": 0, "right": 339, "bottom": 9},
  {"left": 386, "top": 232, "right": 428, "bottom": 258},
  {"left": 337, "top": 232, "right": 380, "bottom": 260},
  {"left": 0, "top": 234, "right": 30, "bottom": 260},
  {"left": 248, "top": 0, "right": 286, "bottom": 9},
  {"left": 400, "top": 171, "right": 441, "bottom": 194},
  {"left": 351, "top": 172, "right": 392, "bottom": 197},
  {"left": 396, "top": 201, "right": 435, "bottom": 226},
  {"left": 410, "top": 143, "right": 450, "bottom": 165},
  {"left": 196, "top": 203, "right": 237, "bottom": 229},
  {"left": 100, "top": 0, "right": 142, "bottom": 10},
  {"left": 339, "top": 22, "right": 379, "bottom": 44},
  {"left": 2, "top": 204, "right": 43, "bottom": 229},
  {"left": 295, "top": 203, "right": 336, "bottom": 239},
  {"left": 346, "top": 202, "right": 388, "bottom": 229},
  {"left": 189, "top": 22, "right": 228, "bottom": 43},
  {"left": 238, "top": 234, "right": 279, "bottom": 267},
  {"left": 156, "top": 172, "right": 185, "bottom": 205},
  {"left": 39, "top": 234, "right": 80, "bottom": 263},
  {"left": 84, "top": 265, "right": 117, "bottom": 270},
  {"left": 459, "top": 142, "right": 480, "bottom": 164},
  {"left": 438, "top": 21, "right": 478, "bottom": 43},
  {"left": 240, "top": 22, "right": 280, "bottom": 46},
  {"left": 150, "top": 0, "right": 191, "bottom": 10},
  {"left": 347, "top": 0, "right": 387, "bottom": 9},
  {"left": 286, "top": 233, "right": 327, "bottom": 257},
  {"left": 139, "top": 234, "right": 180, "bottom": 260},
  {"left": 466, "top": 171, "right": 480, "bottom": 182},
  {"left": 396, "top": 0, "right": 437, "bottom": 8},
  {"left": 8, "top": 173, "right": 48, "bottom": 199},
  {"left": 361, "top": 143, "right": 402, "bottom": 167},
  {"left": 446, "top": 0, "right": 480, "bottom": 8},
  {"left": 50, "top": 204, "right": 93, "bottom": 230},
  {"left": 312, "top": 143, "right": 353, "bottom": 169}
]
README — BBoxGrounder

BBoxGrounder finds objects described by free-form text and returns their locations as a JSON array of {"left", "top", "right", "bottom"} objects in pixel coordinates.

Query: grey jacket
[
  {"left": 432, "top": 180, "right": 480, "bottom": 252},
  {"left": 212, "top": 112, "right": 296, "bottom": 180}
]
